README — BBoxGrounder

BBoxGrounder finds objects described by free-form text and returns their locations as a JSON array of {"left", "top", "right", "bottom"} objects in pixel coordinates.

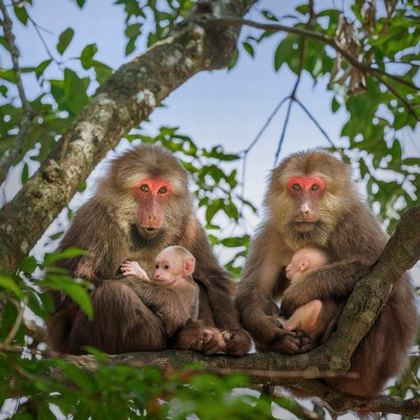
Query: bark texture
[{"left": 0, "top": 0, "right": 256, "bottom": 273}]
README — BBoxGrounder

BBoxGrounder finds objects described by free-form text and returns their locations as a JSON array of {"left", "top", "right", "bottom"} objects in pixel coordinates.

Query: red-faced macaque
[
  {"left": 47, "top": 144, "right": 251, "bottom": 356},
  {"left": 235, "top": 151, "right": 416, "bottom": 397}
]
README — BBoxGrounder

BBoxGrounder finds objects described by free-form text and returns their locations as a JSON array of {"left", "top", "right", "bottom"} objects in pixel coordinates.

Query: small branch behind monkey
[{"left": 0, "top": 0, "right": 35, "bottom": 187}]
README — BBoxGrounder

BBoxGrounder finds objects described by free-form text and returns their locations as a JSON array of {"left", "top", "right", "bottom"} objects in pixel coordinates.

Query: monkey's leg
[
  {"left": 68, "top": 281, "right": 166, "bottom": 354},
  {"left": 283, "top": 300, "right": 323, "bottom": 333}
]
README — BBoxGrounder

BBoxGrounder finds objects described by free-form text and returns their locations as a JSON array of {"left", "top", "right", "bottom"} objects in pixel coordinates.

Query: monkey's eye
[
  {"left": 311, "top": 184, "right": 319, "bottom": 191},
  {"left": 292, "top": 184, "right": 301, "bottom": 191},
  {"left": 163, "top": 264, "right": 169, "bottom": 270},
  {"left": 155, "top": 264, "right": 159, "bottom": 269},
  {"left": 139, "top": 184, "right": 150, "bottom": 192},
  {"left": 158, "top": 186, "right": 168, "bottom": 194}
]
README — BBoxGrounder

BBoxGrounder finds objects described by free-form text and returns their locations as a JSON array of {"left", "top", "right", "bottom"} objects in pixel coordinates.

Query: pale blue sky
[
  {"left": 4, "top": 0, "right": 350, "bottom": 207},
  {"left": 2, "top": 1, "right": 418, "bottom": 277}
]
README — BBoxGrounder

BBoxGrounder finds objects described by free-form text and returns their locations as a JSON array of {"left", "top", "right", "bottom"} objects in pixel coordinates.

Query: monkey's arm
[
  {"left": 119, "top": 277, "right": 190, "bottom": 336},
  {"left": 235, "top": 227, "right": 300, "bottom": 352},
  {"left": 281, "top": 209, "right": 386, "bottom": 315},
  {"left": 59, "top": 199, "right": 127, "bottom": 281},
  {"left": 180, "top": 218, "right": 252, "bottom": 356}
]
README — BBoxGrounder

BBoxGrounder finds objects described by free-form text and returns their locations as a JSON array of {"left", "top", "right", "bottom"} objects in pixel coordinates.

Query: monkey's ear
[
  {"left": 183, "top": 258, "right": 196, "bottom": 276},
  {"left": 299, "top": 257, "right": 309, "bottom": 272}
]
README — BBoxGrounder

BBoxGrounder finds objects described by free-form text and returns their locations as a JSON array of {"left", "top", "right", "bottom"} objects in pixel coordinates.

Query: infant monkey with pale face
[
  {"left": 121, "top": 246, "right": 199, "bottom": 319},
  {"left": 281, "top": 247, "right": 344, "bottom": 349},
  {"left": 121, "top": 246, "right": 227, "bottom": 352}
]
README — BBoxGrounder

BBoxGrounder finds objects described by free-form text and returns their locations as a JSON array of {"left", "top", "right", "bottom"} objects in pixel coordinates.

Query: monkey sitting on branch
[
  {"left": 236, "top": 150, "right": 416, "bottom": 397},
  {"left": 47, "top": 144, "right": 251, "bottom": 356},
  {"left": 121, "top": 245, "right": 227, "bottom": 352}
]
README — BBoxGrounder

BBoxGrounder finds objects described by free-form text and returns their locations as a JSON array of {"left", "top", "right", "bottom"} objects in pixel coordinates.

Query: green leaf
[
  {"left": 227, "top": 49, "right": 239, "bottom": 71},
  {"left": 21, "top": 163, "right": 29, "bottom": 184},
  {"left": 42, "top": 275, "right": 93, "bottom": 319},
  {"left": 13, "top": 5, "right": 29, "bottom": 25},
  {"left": 57, "top": 28, "right": 75, "bottom": 55},
  {"left": 331, "top": 97, "right": 340, "bottom": 113},
  {"left": 44, "top": 247, "right": 88, "bottom": 266},
  {"left": 261, "top": 10, "right": 278, "bottom": 22},
  {"left": 75, "top": 0, "right": 86, "bottom": 7},
  {"left": 0, "top": 69, "right": 17, "bottom": 83},
  {"left": 92, "top": 60, "right": 113, "bottom": 84},
  {"left": 35, "top": 59, "right": 52, "bottom": 80},
  {"left": 80, "top": 44, "right": 98, "bottom": 69},
  {"left": 18, "top": 256, "right": 38, "bottom": 274},
  {"left": 0, "top": 274, "right": 23, "bottom": 298},
  {"left": 296, "top": 4, "right": 308, "bottom": 14},
  {"left": 242, "top": 42, "right": 255, "bottom": 58}
]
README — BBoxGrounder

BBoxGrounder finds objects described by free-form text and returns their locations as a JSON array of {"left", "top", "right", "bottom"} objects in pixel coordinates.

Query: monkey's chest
[{"left": 127, "top": 252, "right": 158, "bottom": 278}]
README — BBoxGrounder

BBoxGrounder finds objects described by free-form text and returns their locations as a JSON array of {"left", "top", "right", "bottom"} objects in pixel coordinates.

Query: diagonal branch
[
  {"left": 273, "top": 1, "right": 315, "bottom": 165},
  {"left": 293, "top": 97, "right": 336, "bottom": 149},
  {"left": 0, "top": 0, "right": 257, "bottom": 273},
  {"left": 0, "top": 0, "right": 35, "bottom": 186}
]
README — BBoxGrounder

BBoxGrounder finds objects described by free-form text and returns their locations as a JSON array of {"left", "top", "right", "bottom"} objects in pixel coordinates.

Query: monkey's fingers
[
  {"left": 270, "top": 334, "right": 301, "bottom": 355},
  {"left": 283, "top": 321, "right": 297, "bottom": 331},
  {"left": 201, "top": 330, "right": 225, "bottom": 355},
  {"left": 224, "top": 329, "right": 252, "bottom": 356}
]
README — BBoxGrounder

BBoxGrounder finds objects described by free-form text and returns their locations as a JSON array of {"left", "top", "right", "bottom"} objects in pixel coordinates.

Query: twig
[
  {"left": 273, "top": 95, "right": 294, "bottom": 165},
  {"left": 272, "top": 390, "right": 322, "bottom": 419},
  {"left": 240, "top": 96, "right": 291, "bottom": 156},
  {"left": 27, "top": 14, "right": 61, "bottom": 65},
  {"left": 206, "top": 17, "right": 419, "bottom": 120},
  {"left": 4, "top": 299, "right": 24, "bottom": 346},
  {"left": 374, "top": 72, "right": 417, "bottom": 116},
  {"left": 273, "top": 1, "right": 314, "bottom": 165},
  {"left": 293, "top": 97, "right": 336, "bottom": 149},
  {"left": 0, "top": 0, "right": 35, "bottom": 187}
]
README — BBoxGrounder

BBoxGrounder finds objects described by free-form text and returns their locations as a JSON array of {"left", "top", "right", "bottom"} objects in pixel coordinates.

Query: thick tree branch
[
  {"left": 324, "top": 205, "right": 420, "bottom": 365},
  {"left": 58, "top": 205, "right": 419, "bottom": 416},
  {"left": 0, "top": 0, "right": 256, "bottom": 273},
  {"left": 64, "top": 351, "right": 419, "bottom": 416}
]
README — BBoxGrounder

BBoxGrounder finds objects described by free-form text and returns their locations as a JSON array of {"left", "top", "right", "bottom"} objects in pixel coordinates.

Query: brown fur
[
  {"left": 47, "top": 144, "right": 251, "bottom": 356},
  {"left": 235, "top": 150, "right": 417, "bottom": 396}
]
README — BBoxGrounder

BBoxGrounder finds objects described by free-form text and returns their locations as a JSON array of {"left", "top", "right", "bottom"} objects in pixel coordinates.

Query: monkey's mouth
[
  {"left": 138, "top": 226, "right": 161, "bottom": 238},
  {"left": 293, "top": 221, "right": 318, "bottom": 232}
]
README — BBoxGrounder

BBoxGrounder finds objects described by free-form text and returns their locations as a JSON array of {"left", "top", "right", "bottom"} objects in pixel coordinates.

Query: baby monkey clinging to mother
[{"left": 121, "top": 246, "right": 227, "bottom": 352}]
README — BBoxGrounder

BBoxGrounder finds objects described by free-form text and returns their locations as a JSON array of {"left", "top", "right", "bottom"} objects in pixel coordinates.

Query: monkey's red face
[
  {"left": 286, "top": 176, "right": 326, "bottom": 232},
  {"left": 132, "top": 177, "right": 173, "bottom": 237}
]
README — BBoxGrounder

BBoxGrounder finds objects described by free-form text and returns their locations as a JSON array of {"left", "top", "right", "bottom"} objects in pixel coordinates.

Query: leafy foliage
[
  {"left": 0, "top": 0, "right": 418, "bottom": 418},
  {"left": 239, "top": 1, "right": 419, "bottom": 232}
]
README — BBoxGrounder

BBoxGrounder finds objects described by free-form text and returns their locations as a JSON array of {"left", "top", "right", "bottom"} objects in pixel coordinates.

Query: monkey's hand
[
  {"left": 281, "top": 261, "right": 371, "bottom": 316},
  {"left": 194, "top": 327, "right": 226, "bottom": 355},
  {"left": 120, "top": 261, "right": 150, "bottom": 281},
  {"left": 222, "top": 329, "right": 252, "bottom": 356},
  {"left": 269, "top": 328, "right": 305, "bottom": 355}
]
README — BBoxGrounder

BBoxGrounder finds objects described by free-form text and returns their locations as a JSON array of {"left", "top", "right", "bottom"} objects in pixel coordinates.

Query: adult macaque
[
  {"left": 236, "top": 151, "right": 416, "bottom": 396},
  {"left": 47, "top": 144, "right": 251, "bottom": 356}
]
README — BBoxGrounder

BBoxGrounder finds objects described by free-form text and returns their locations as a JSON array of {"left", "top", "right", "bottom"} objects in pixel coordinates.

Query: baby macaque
[
  {"left": 121, "top": 246, "right": 199, "bottom": 320},
  {"left": 121, "top": 246, "right": 228, "bottom": 353},
  {"left": 281, "top": 247, "right": 344, "bottom": 347}
]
